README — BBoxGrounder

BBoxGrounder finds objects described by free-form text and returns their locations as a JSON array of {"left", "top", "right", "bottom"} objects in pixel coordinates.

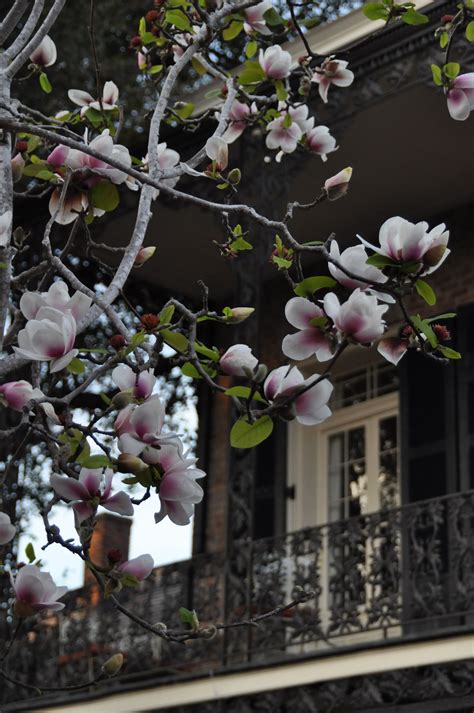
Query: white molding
[{"left": 34, "top": 634, "right": 474, "bottom": 713}]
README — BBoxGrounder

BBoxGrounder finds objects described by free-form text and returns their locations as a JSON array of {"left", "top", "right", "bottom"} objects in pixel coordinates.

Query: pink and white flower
[
  {"left": 312, "top": 58, "right": 354, "bottom": 103},
  {"left": 446, "top": 73, "right": 474, "bottom": 120},
  {"left": 20, "top": 280, "right": 92, "bottom": 323},
  {"left": 285, "top": 104, "right": 314, "bottom": 134},
  {"left": 11, "top": 153, "right": 25, "bottom": 183},
  {"left": 206, "top": 136, "right": 229, "bottom": 171},
  {"left": 324, "top": 167, "right": 352, "bottom": 199},
  {"left": 219, "top": 344, "right": 258, "bottom": 376},
  {"left": 323, "top": 289, "right": 388, "bottom": 344},
  {"left": 266, "top": 113, "right": 302, "bottom": 154},
  {"left": 153, "top": 442, "right": 205, "bottom": 526},
  {"left": 11, "top": 565, "right": 67, "bottom": 617},
  {"left": 264, "top": 365, "right": 333, "bottom": 426},
  {"left": 117, "top": 396, "right": 178, "bottom": 462},
  {"left": 282, "top": 297, "right": 333, "bottom": 362},
  {"left": 112, "top": 365, "right": 156, "bottom": 400},
  {"left": 358, "top": 216, "right": 450, "bottom": 275},
  {"left": 377, "top": 337, "right": 409, "bottom": 365},
  {"left": 259, "top": 45, "right": 292, "bottom": 80},
  {"left": 328, "top": 241, "right": 388, "bottom": 291},
  {"left": 118, "top": 554, "right": 154, "bottom": 581},
  {"left": 244, "top": 0, "right": 273, "bottom": 34},
  {"left": 0, "top": 211, "right": 12, "bottom": 248},
  {"left": 50, "top": 468, "right": 134, "bottom": 524},
  {"left": 29, "top": 35, "right": 57, "bottom": 67},
  {"left": 68, "top": 81, "right": 119, "bottom": 115},
  {"left": 306, "top": 125, "right": 338, "bottom": 161},
  {"left": 14, "top": 307, "right": 78, "bottom": 373},
  {"left": 0, "top": 512, "right": 16, "bottom": 545},
  {"left": 0, "top": 380, "right": 43, "bottom": 411},
  {"left": 222, "top": 101, "right": 251, "bottom": 143}
]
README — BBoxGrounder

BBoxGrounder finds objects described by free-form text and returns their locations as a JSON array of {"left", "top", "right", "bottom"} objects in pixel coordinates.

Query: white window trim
[{"left": 287, "top": 391, "right": 399, "bottom": 533}]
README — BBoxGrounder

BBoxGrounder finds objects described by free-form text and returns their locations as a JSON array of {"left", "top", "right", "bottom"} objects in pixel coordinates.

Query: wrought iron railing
[{"left": 3, "top": 489, "right": 474, "bottom": 707}]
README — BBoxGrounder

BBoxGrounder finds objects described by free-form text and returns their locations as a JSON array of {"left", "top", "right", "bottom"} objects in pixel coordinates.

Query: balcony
[{"left": 3, "top": 489, "right": 474, "bottom": 707}]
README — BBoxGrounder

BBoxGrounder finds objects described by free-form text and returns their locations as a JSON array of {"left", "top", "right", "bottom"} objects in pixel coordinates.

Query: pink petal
[
  {"left": 285, "top": 296, "right": 323, "bottom": 329},
  {"left": 377, "top": 337, "right": 408, "bottom": 365},
  {"left": 50, "top": 473, "right": 89, "bottom": 501},
  {"left": 447, "top": 88, "right": 471, "bottom": 121},
  {"left": 102, "top": 491, "right": 134, "bottom": 517},
  {"left": 119, "top": 554, "right": 154, "bottom": 581}
]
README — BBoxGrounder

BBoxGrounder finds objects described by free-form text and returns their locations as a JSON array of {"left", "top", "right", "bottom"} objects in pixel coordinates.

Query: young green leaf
[
  {"left": 431, "top": 64, "right": 443, "bottom": 86},
  {"left": 90, "top": 181, "right": 120, "bottom": 212},
  {"left": 438, "top": 345, "right": 461, "bottom": 359},
  {"left": 80, "top": 454, "right": 111, "bottom": 469},
  {"left": 401, "top": 8, "right": 428, "bottom": 24},
  {"left": 224, "top": 386, "right": 267, "bottom": 403},
  {"left": 223, "top": 20, "right": 243, "bottom": 40},
  {"left": 363, "top": 2, "right": 389, "bottom": 20},
  {"left": 466, "top": 20, "right": 474, "bottom": 41},
  {"left": 67, "top": 357, "right": 86, "bottom": 375},
  {"left": 161, "top": 329, "right": 189, "bottom": 353},
  {"left": 39, "top": 73, "right": 52, "bottom": 93},
  {"left": 245, "top": 40, "right": 258, "bottom": 58},
  {"left": 230, "top": 415, "right": 274, "bottom": 448},
  {"left": 415, "top": 279, "right": 436, "bottom": 306},
  {"left": 25, "top": 543, "right": 36, "bottom": 563},
  {"left": 443, "top": 62, "right": 460, "bottom": 79},
  {"left": 294, "top": 276, "right": 337, "bottom": 297}
]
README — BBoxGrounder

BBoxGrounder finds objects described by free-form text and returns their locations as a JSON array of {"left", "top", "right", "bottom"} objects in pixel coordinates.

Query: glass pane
[
  {"left": 328, "top": 433, "right": 344, "bottom": 522},
  {"left": 379, "top": 416, "right": 399, "bottom": 509},
  {"left": 328, "top": 427, "right": 366, "bottom": 520}
]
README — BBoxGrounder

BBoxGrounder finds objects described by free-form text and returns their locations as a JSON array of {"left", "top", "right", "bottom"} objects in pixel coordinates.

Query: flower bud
[
  {"left": 441, "top": 14, "right": 454, "bottom": 24},
  {"left": 146, "top": 9, "right": 160, "bottom": 21},
  {"left": 227, "top": 168, "right": 241, "bottom": 185},
  {"left": 226, "top": 307, "right": 255, "bottom": 323},
  {"left": 133, "top": 246, "right": 156, "bottom": 268},
  {"left": 130, "top": 36, "right": 142, "bottom": 48},
  {"left": 102, "top": 653, "right": 124, "bottom": 678},
  {"left": 253, "top": 363, "right": 268, "bottom": 383},
  {"left": 116, "top": 453, "right": 148, "bottom": 474},
  {"left": 15, "top": 141, "right": 28, "bottom": 153},
  {"left": 110, "top": 334, "right": 126, "bottom": 350},
  {"left": 324, "top": 167, "right": 352, "bottom": 201},
  {"left": 433, "top": 324, "right": 451, "bottom": 342},
  {"left": 200, "top": 625, "right": 217, "bottom": 639},
  {"left": 111, "top": 391, "right": 134, "bottom": 410},
  {"left": 140, "top": 313, "right": 160, "bottom": 331},
  {"left": 11, "top": 154, "right": 25, "bottom": 183},
  {"left": 107, "top": 548, "right": 122, "bottom": 564}
]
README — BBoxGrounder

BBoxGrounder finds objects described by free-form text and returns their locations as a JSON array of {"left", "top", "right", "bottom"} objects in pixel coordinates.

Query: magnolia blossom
[
  {"left": 118, "top": 554, "right": 154, "bottom": 581},
  {"left": 117, "top": 396, "right": 178, "bottom": 463},
  {"left": 244, "top": 0, "right": 273, "bottom": 34},
  {"left": 48, "top": 130, "right": 132, "bottom": 224},
  {"left": 0, "top": 211, "right": 12, "bottom": 248},
  {"left": 68, "top": 81, "right": 119, "bottom": 115},
  {"left": 153, "top": 442, "right": 205, "bottom": 526},
  {"left": 446, "top": 73, "right": 474, "bottom": 120},
  {"left": 312, "top": 58, "right": 354, "bottom": 103},
  {"left": 306, "top": 125, "right": 338, "bottom": 161},
  {"left": 282, "top": 297, "right": 333, "bottom": 362},
  {"left": 259, "top": 45, "right": 292, "bottom": 80},
  {"left": 11, "top": 565, "right": 67, "bottom": 617},
  {"left": 11, "top": 153, "right": 25, "bottom": 183},
  {"left": 14, "top": 307, "right": 78, "bottom": 372},
  {"left": 222, "top": 101, "right": 251, "bottom": 143},
  {"left": 324, "top": 289, "right": 388, "bottom": 344},
  {"left": 20, "top": 280, "right": 92, "bottom": 323},
  {"left": 29, "top": 35, "right": 57, "bottom": 67},
  {"left": 328, "top": 242, "right": 388, "bottom": 291},
  {"left": 112, "top": 365, "right": 156, "bottom": 400},
  {"left": 206, "top": 136, "right": 229, "bottom": 171},
  {"left": 51, "top": 468, "right": 134, "bottom": 524},
  {"left": 358, "top": 216, "right": 450, "bottom": 275},
  {"left": 324, "top": 166, "right": 352, "bottom": 200},
  {"left": 0, "top": 380, "right": 43, "bottom": 411},
  {"left": 264, "top": 365, "right": 333, "bottom": 426},
  {"left": 219, "top": 344, "right": 258, "bottom": 376},
  {"left": 134, "top": 246, "right": 156, "bottom": 267},
  {"left": 0, "top": 512, "right": 16, "bottom": 545},
  {"left": 141, "top": 142, "right": 181, "bottom": 198},
  {"left": 377, "top": 337, "right": 409, "bottom": 366},
  {"left": 266, "top": 114, "right": 302, "bottom": 154}
]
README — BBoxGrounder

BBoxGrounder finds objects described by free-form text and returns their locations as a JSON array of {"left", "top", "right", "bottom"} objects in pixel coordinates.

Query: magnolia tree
[{"left": 0, "top": 0, "right": 471, "bottom": 693}]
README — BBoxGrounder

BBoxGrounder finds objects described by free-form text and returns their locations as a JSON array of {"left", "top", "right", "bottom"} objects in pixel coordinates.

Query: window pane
[{"left": 379, "top": 416, "right": 399, "bottom": 509}]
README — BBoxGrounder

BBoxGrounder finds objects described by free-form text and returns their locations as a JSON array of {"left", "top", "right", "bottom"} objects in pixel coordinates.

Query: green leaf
[
  {"left": 80, "top": 454, "right": 111, "bottom": 469},
  {"left": 75, "top": 440, "right": 91, "bottom": 464},
  {"left": 165, "top": 9, "right": 193, "bottom": 31},
  {"left": 191, "top": 56, "right": 207, "bottom": 75},
  {"left": 149, "top": 64, "right": 164, "bottom": 74},
  {"left": 223, "top": 20, "right": 243, "bottom": 40},
  {"left": 230, "top": 415, "right": 274, "bottom": 449},
  {"left": 263, "top": 7, "right": 283, "bottom": 24},
  {"left": 426, "top": 312, "right": 456, "bottom": 322},
  {"left": 431, "top": 64, "right": 443, "bottom": 86},
  {"left": 67, "top": 357, "right": 86, "bottom": 374},
  {"left": 438, "top": 345, "right": 461, "bottom": 359},
  {"left": 195, "top": 342, "right": 220, "bottom": 361},
  {"left": 245, "top": 40, "right": 258, "bottom": 58},
  {"left": 25, "top": 543, "right": 36, "bottom": 563},
  {"left": 466, "top": 20, "right": 474, "bottom": 41},
  {"left": 415, "top": 279, "right": 436, "bottom": 306},
  {"left": 363, "top": 2, "right": 389, "bottom": 20},
  {"left": 230, "top": 236, "right": 253, "bottom": 252},
  {"left": 224, "top": 386, "right": 266, "bottom": 403},
  {"left": 443, "top": 62, "right": 460, "bottom": 79},
  {"left": 366, "top": 253, "right": 398, "bottom": 268},
  {"left": 410, "top": 314, "right": 437, "bottom": 347},
  {"left": 122, "top": 476, "right": 138, "bottom": 485},
  {"left": 39, "top": 72, "right": 52, "bottom": 93},
  {"left": 272, "top": 255, "right": 293, "bottom": 270},
  {"left": 238, "top": 61, "right": 265, "bottom": 86},
  {"left": 159, "top": 304, "right": 175, "bottom": 326},
  {"left": 90, "top": 181, "right": 119, "bottom": 212},
  {"left": 181, "top": 362, "right": 202, "bottom": 379},
  {"left": 274, "top": 79, "right": 288, "bottom": 101},
  {"left": 439, "top": 31, "right": 449, "bottom": 49},
  {"left": 303, "top": 16, "right": 320, "bottom": 28},
  {"left": 175, "top": 102, "right": 194, "bottom": 119},
  {"left": 294, "top": 276, "right": 337, "bottom": 297},
  {"left": 161, "top": 329, "right": 189, "bottom": 353},
  {"left": 401, "top": 8, "right": 429, "bottom": 24},
  {"left": 121, "top": 573, "right": 140, "bottom": 587},
  {"left": 139, "top": 16, "right": 146, "bottom": 36},
  {"left": 84, "top": 107, "right": 104, "bottom": 128},
  {"left": 179, "top": 607, "right": 200, "bottom": 630}
]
